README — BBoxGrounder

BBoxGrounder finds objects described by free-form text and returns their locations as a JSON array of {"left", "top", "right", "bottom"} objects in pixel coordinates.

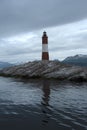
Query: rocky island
[
  {"left": 0, "top": 61, "right": 87, "bottom": 82},
  {"left": 0, "top": 32, "right": 86, "bottom": 82}
]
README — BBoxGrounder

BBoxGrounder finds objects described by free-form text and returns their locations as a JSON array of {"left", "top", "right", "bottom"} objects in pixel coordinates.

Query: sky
[{"left": 0, "top": 0, "right": 87, "bottom": 63}]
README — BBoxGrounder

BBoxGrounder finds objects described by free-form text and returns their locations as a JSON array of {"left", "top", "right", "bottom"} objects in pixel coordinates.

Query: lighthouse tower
[{"left": 42, "top": 31, "right": 49, "bottom": 61}]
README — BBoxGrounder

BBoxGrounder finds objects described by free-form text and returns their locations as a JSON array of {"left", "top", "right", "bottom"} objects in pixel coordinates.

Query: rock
[{"left": 0, "top": 61, "right": 87, "bottom": 82}]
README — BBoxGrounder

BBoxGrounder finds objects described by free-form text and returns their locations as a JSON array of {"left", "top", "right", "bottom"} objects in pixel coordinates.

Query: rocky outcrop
[{"left": 0, "top": 61, "right": 87, "bottom": 82}]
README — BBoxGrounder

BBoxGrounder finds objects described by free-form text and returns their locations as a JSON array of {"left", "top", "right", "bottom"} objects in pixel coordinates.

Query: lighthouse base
[{"left": 42, "top": 52, "right": 49, "bottom": 61}]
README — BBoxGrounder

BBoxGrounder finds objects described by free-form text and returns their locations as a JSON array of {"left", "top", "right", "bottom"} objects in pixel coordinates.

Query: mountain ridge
[
  {"left": 62, "top": 54, "right": 87, "bottom": 67},
  {"left": 0, "top": 61, "right": 14, "bottom": 68}
]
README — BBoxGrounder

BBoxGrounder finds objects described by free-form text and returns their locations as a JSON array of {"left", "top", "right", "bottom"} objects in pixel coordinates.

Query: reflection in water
[
  {"left": 41, "top": 79, "right": 51, "bottom": 126},
  {"left": 42, "top": 79, "right": 50, "bottom": 106}
]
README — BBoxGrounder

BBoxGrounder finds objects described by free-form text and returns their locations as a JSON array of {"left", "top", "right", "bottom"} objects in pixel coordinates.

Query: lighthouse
[{"left": 42, "top": 31, "right": 49, "bottom": 61}]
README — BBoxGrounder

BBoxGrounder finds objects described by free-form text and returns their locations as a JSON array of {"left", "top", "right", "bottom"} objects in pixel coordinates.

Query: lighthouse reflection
[
  {"left": 41, "top": 79, "right": 51, "bottom": 126},
  {"left": 42, "top": 79, "right": 50, "bottom": 106}
]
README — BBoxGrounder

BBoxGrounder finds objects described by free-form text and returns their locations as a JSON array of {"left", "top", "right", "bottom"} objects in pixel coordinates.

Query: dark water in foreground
[{"left": 0, "top": 77, "right": 87, "bottom": 130}]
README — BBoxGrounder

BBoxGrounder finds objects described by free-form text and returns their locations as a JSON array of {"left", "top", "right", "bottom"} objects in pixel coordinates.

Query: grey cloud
[
  {"left": 0, "top": 37, "right": 41, "bottom": 58},
  {"left": 49, "top": 43, "right": 87, "bottom": 52},
  {"left": 0, "top": 0, "right": 87, "bottom": 37},
  {"left": 0, "top": 43, "right": 41, "bottom": 56},
  {"left": 6, "top": 48, "right": 41, "bottom": 56}
]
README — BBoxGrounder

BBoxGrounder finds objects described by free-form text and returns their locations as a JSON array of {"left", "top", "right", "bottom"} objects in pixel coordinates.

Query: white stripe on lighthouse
[{"left": 42, "top": 44, "right": 48, "bottom": 52}]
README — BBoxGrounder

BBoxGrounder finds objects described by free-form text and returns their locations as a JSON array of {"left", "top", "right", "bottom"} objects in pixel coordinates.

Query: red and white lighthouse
[{"left": 42, "top": 31, "right": 49, "bottom": 61}]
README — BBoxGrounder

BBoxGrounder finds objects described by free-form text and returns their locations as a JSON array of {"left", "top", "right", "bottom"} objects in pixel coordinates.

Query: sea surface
[{"left": 0, "top": 77, "right": 87, "bottom": 130}]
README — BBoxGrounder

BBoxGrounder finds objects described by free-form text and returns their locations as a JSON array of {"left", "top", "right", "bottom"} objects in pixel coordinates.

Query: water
[{"left": 0, "top": 77, "right": 87, "bottom": 130}]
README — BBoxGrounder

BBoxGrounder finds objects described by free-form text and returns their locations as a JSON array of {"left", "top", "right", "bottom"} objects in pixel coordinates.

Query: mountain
[
  {"left": 62, "top": 54, "right": 87, "bottom": 67},
  {"left": 0, "top": 62, "right": 13, "bottom": 69},
  {"left": 0, "top": 61, "right": 87, "bottom": 82}
]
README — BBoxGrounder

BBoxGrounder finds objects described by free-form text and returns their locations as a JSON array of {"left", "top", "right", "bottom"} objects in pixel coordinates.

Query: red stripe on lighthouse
[{"left": 42, "top": 32, "right": 49, "bottom": 60}]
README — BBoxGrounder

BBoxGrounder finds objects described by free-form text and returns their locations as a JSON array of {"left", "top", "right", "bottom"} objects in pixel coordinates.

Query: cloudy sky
[{"left": 0, "top": 0, "right": 87, "bottom": 63}]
